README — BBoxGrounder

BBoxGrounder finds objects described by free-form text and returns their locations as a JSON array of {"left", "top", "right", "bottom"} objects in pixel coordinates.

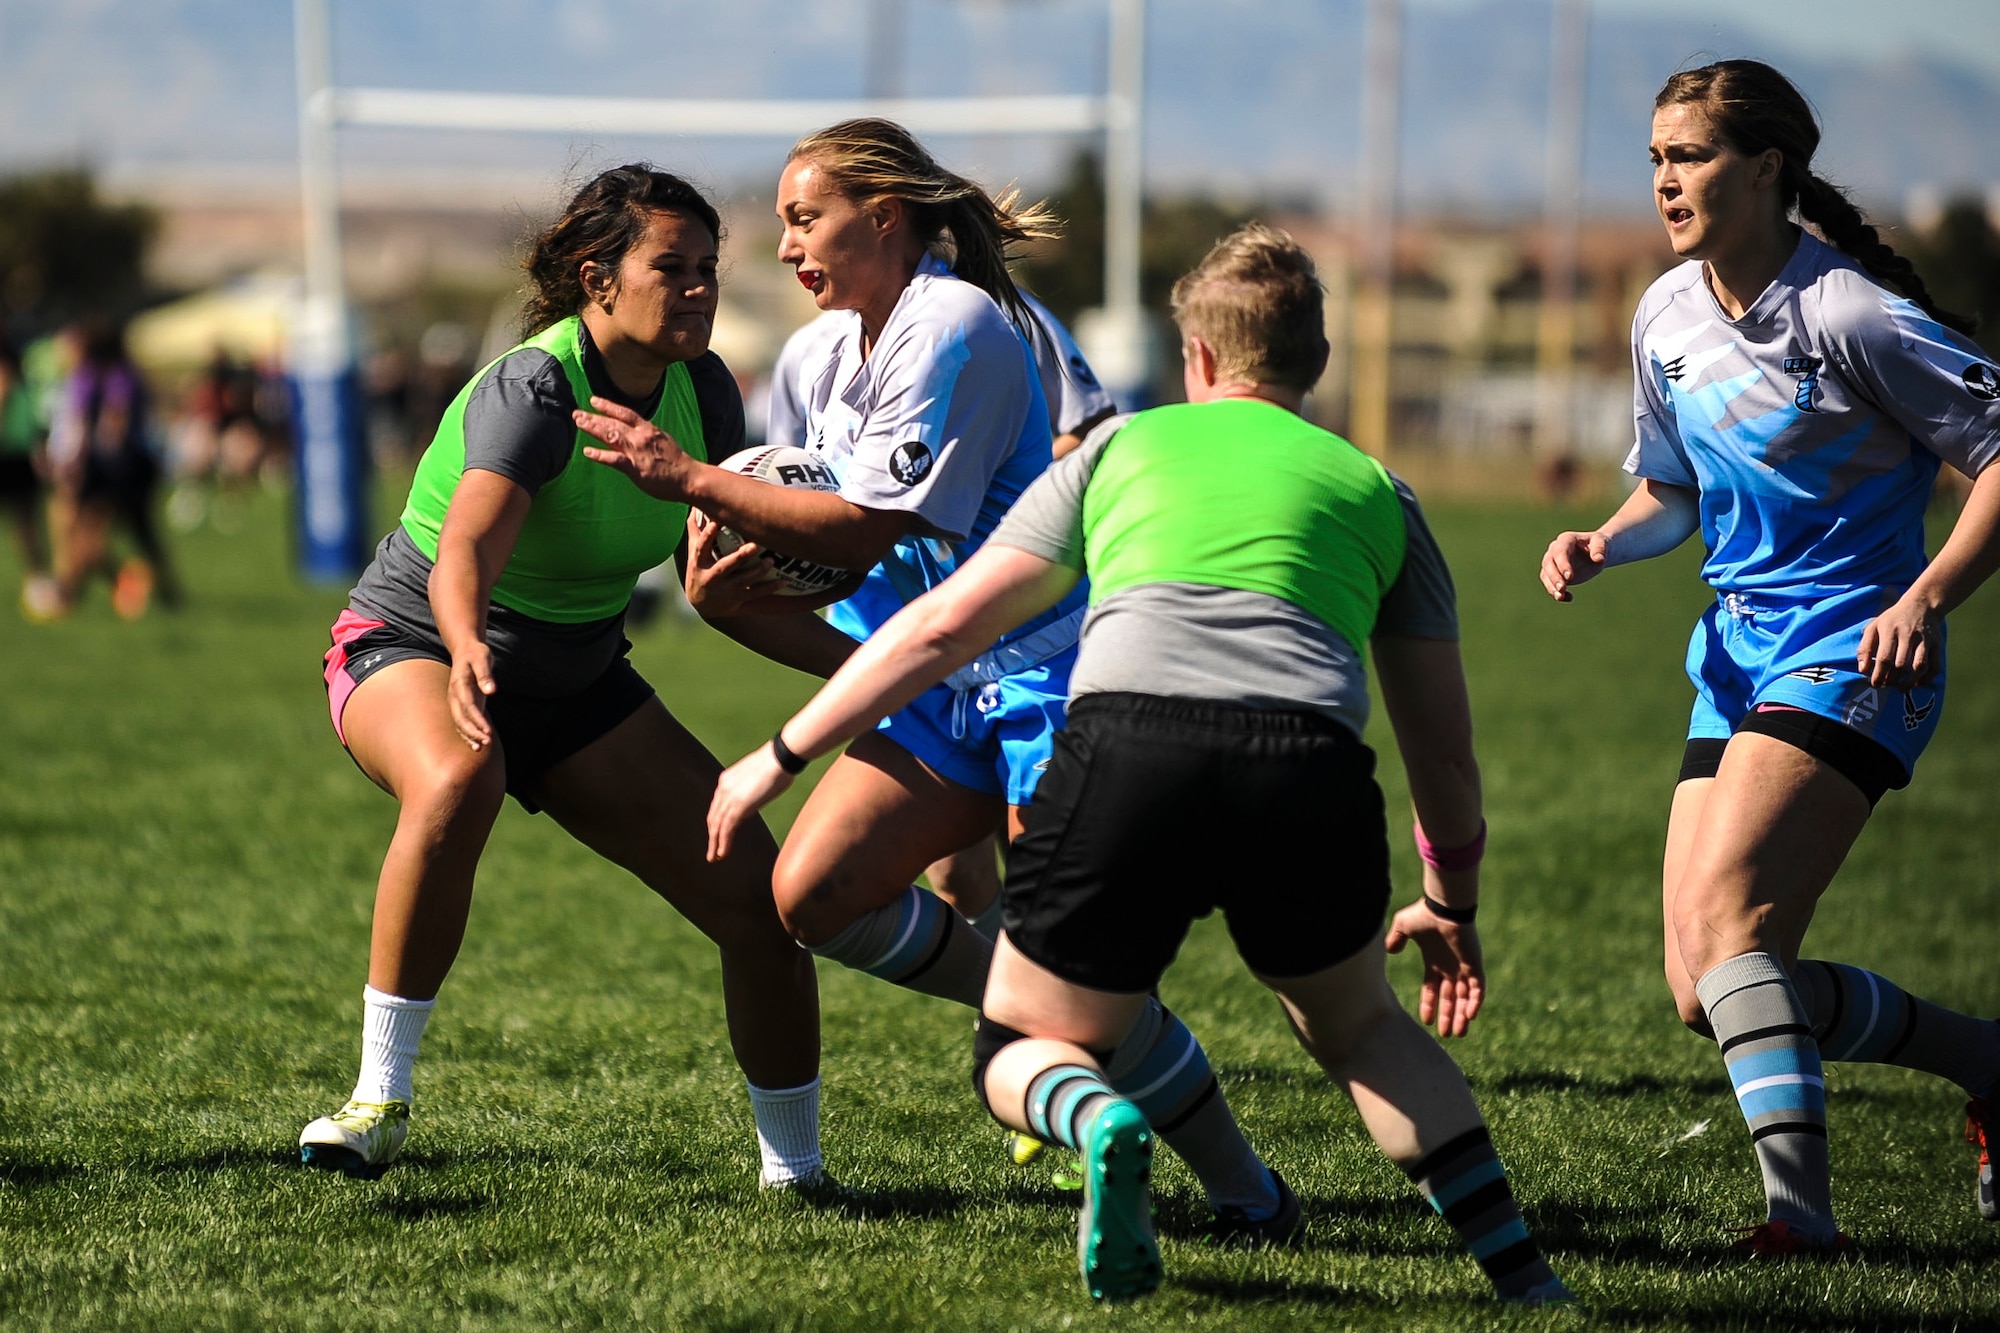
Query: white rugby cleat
[{"left": 300, "top": 1098, "right": 409, "bottom": 1177}]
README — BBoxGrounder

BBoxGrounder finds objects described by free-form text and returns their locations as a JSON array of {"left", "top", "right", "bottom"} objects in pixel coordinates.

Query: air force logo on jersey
[
  {"left": 1783, "top": 354, "right": 1823, "bottom": 413},
  {"left": 1963, "top": 362, "right": 2000, "bottom": 402},
  {"left": 888, "top": 441, "right": 935, "bottom": 487}
]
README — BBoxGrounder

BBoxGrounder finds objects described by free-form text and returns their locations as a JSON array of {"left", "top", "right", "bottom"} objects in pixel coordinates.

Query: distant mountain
[{"left": 2, "top": 0, "right": 1993, "bottom": 215}]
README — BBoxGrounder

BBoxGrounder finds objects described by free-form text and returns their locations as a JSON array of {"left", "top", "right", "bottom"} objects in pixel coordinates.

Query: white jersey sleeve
[
  {"left": 1020, "top": 293, "right": 1116, "bottom": 437},
  {"left": 1622, "top": 265, "right": 1700, "bottom": 488},
  {"left": 1815, "top": 269, "right": 2000, "bottom": 480},
  {"left": 765, "top": 312, "right": 847, "bottom": 448},
  {"left": 834, "top": 284, "right": 1037, "bottom": 543}
]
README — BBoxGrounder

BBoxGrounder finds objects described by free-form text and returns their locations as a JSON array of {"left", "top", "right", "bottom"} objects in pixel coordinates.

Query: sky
[
  {"left": 1571, "top": 0, "right": 2000, "bottom": 72},
  {"left": 1, "top": 0, "right": 1995, "bottom": 216}
]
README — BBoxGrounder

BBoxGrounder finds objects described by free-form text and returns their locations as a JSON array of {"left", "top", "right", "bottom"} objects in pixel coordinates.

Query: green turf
[{"left": 1, "top": 487, "right": 1996, "bottom": 1331}]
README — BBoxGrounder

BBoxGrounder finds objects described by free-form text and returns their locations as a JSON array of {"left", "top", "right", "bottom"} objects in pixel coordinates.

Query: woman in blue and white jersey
[
  {"left": 761, "top": 292, "right": 1114, "bottom": 938},
  {"left": 579, "top": 119, "right": 1293, "bottom": 1238},
  {"left": 1542, "top": 60, "right": 2000, "bottom": 1254}
]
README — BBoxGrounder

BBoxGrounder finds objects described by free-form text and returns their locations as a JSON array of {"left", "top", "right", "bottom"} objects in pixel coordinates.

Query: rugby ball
[{"left": 695, "top": 445, "right": 851, "bottom": 596}]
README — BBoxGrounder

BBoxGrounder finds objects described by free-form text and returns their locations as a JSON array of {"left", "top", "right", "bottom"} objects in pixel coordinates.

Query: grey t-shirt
[
  {"left": 987, "top": 413, "right": 1458, "bottom": 737},
  {"left": 349, "top": 338, "right": 746, "bottom": 697}
]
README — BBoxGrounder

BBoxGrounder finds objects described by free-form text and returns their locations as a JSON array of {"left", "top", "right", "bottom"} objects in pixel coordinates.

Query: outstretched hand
[
  {"left": 575, "top": 396, "right": 695, "bottom": 501},
  {"left": 1385, "top": 901, "right": 1486, "bottom": 1037},
  {"left": 1539, "top": 530, "right": 1609, "bottom": 603},
  {"left": 707, "top": 743, "right": 795, "bottom": 862}
]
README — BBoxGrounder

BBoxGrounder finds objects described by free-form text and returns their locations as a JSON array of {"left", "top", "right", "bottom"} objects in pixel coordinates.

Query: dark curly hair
[
  {"left": 1658, "top": 60, "right": 1974, "bottom": 334},
  {"left": 520, "top": 164, "right": 723, "bottom": 337}
]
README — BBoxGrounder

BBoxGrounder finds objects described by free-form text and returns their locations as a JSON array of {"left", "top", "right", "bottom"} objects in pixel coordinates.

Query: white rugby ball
[{"left": 695, "top": 445, "right": 851, "bottom": 596}]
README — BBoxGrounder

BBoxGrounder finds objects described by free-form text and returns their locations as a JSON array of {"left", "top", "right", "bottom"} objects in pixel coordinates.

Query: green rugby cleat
[
  {"left": 299, "top": 1099, "right": 409, "bottom": 1177},
  {"left": 1076, "top": 1102, "right": 1159, "bottom": 1303}
]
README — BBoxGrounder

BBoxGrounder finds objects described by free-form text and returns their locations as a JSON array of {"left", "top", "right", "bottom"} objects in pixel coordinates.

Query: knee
[
  {"left": 773, "top": 891, "right": 840, "bottom": 950},
  {"left": 402, "top": 747, "right": 506, "bottom": 828},
  {"left": 1288, "top": 990, "right": 1399, "bottom": 1076},
  {"left": 770, "top": 848, "right": 852, "bottom": 948},
  {"left": 971, "top": 1015, "right": 1029, "bottom": 1118},
  {"left": 770, "top": 844, "right": 813, "bottom": 937}
]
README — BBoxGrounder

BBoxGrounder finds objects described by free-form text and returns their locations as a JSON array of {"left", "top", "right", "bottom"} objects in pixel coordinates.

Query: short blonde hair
[{"left": 1168, "top": 223, "right": 1326, "bottom": 391}]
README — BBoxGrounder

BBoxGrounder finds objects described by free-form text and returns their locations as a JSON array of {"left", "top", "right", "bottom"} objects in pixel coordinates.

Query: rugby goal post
[{"left": 291, "top": 0, "right": 1148, "bottom": 580}]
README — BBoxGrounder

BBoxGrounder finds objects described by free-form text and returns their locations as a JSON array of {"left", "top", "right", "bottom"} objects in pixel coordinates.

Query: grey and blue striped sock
[
  {"left": 1696, "top": 951, "right": 1834, "bottom": 1239},
  {"left": 808, "top": 885, "right": 990, "bottom": 1007},
  {"left": 1796, "top": 959, "right": 2000, "bottom": 1099},
  {"left": 1024, "top": 1064, "right": 1126, "bottom": 1153},
  {"left": 1404, "top": 1126, "right": 1557, "bottom": 1299},
  {"left": 1107, "top": 1002, "right": 1275, "bottom": 1216}
]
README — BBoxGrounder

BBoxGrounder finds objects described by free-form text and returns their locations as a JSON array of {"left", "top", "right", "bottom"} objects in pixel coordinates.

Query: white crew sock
[
  {"left": 748, "top": 1078, "right": 823, "bottom": 1186},
  {"left": 351, "top": 985, "right": 434, "bottom": 1106}
]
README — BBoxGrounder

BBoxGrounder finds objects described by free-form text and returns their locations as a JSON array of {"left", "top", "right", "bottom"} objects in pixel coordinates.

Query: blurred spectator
[
  {"left": 167, "top": 347, "right": 258, "bottom": 532},
  {"left": 364, "top": 345, "right": 415, "bottom": 465},
  {"left": 407, "top": 321, "right": 473, "bottom": 448},
  {"left": 47, "top": 319, "right": 180, "bottom": 617},
  {"left": 0, "top": 338, "right": 59, "bottom": 619},
  {"left": 249, "top": 354, "right": 294, "bottom": 487},
  {"left": 165, "top": 348, "right": 298, "bottom": 534}
]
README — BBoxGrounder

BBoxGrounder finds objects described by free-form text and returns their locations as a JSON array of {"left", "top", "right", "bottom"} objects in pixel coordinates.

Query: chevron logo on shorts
[{"left": 1784, "top": 666, "right": 1839, "bottom": 684}]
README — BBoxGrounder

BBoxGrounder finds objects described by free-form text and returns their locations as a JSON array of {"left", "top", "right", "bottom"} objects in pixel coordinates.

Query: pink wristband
[{"left": 1415, "top": 818, "right": 1486, "bottom": 872}]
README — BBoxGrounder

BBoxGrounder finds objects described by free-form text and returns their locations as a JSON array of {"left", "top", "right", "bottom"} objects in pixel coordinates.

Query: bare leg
[
  {"left": 772, "top": 733, "right": 1002, "bottom": 1006},
  {"left": 340, "top": 659, "right": 507, "bottom": 999},
  {"left": 536, "top": 697, "right": 817, "bottom": 1090},
  {"left": 1669, "top": 734, "right": 1864, "bottom": 982},
  {"left": 981, "top": 936, "right": 1154, "bottom": 1128},
  {"left": 774, "top": 732, "right": 1002, "bottom": 944},
  {"left": 925, "top": 831, "right": 1004, "bottom": 926},
  {"left": 1260, "top": 947, "right": 1562, "bottom": 1296},
  {"left": 1662, "top": 776, "right": 1714, "bottom": 1033},
  {"left": 55, "top": 499, "right": 112, "bottom": 609},
  {"left": 1258, "top": 948, "right": 1485, "bottom": 1163},
  {"left": 1668, "top": 731, "right": 1870, "bottom": 1241}
]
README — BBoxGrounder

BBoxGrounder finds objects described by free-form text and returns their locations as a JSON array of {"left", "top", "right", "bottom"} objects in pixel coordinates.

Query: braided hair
[
  {"left": 787, "top": 119, "right": 1062, "bottom": 344},
  {"left": 520, "top": 164, "right": 723, "bottom": 338},
  {"left": 1657, "top": 60, "right": 1975, "bottom": 335}
]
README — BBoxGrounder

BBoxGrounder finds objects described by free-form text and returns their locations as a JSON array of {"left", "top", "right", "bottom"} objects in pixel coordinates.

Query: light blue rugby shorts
[
  {"left": 1684, "top": 584, "right": 1943, "bottom": 781},
  {"left": 876, "top": 644, "right": 1077, "bottom": 808}
]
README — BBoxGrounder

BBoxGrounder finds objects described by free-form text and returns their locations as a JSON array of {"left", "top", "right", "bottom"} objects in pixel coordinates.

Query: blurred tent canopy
[{"left": 127, "top": 273, "right": 299, "bottom": 373}]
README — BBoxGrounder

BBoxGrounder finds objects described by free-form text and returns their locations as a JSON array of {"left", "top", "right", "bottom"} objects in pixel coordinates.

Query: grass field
[{"left": 2, "top": 486, "right": 1997, "bottom": 1331}]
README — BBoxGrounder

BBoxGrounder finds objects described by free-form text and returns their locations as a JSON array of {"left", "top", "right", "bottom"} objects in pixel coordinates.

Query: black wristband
[
  {"left": 1423, "top": 894, "right": 1478, "bottom": 925},
  {"left": 770, "top": 729, "right": 809, "bottom": 776}
]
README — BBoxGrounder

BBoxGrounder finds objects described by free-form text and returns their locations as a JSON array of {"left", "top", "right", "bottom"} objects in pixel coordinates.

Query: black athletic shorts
[
  {"left": 1677, "top": 704, "right": 1908, "bottom": 807},
  {"left": 324, "top": 607, "right": 655, "bottom": 814},
  {"left": 1002, "top": 691, "right": 1393, "bottom": 993}
]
